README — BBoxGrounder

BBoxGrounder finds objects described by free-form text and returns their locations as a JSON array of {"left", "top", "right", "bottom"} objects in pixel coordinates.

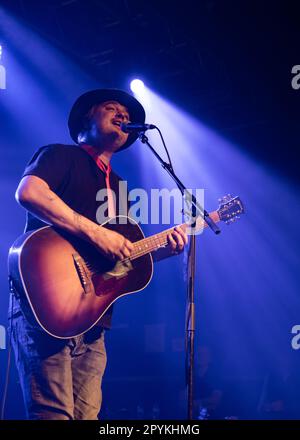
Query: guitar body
[{"left": 8, "top": 216, "right": 153, "bottom": 338}]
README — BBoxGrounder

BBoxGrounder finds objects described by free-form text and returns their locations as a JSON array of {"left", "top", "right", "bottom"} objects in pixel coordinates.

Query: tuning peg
[
  {"left": 226, "top": 218, "right": 236, "bottom": 225},
  {"left": 220, "top": 194, "right": 233, "bottom": 204}
]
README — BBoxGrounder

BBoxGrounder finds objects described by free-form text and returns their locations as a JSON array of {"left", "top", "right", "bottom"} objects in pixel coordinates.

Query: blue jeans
[{"left": 10, "top": 310, "right": 107, "bottom": 420}]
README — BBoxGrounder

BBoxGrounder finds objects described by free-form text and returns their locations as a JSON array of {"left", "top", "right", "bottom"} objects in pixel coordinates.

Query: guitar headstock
[{"left": 217, "top": 195, "right": 244, "bottom": 224}]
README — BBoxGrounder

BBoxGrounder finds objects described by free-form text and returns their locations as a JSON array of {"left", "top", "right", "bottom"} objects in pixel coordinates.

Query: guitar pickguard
[{"left": 103, "top": 259, "right": 133, "bottom": 280}]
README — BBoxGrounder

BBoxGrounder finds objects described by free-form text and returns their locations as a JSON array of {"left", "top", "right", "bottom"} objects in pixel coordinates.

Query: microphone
[{"left": 120, "top": 122, "right": 156, "bottom": 133}]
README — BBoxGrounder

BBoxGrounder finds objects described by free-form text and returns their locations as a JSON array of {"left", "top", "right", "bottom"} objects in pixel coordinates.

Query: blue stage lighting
[
  {"left": 130, "top": 79, "right": 145, "bottom": 93},
  {"left": 0, "top": 44, "right": 6, "bottom": 89}
]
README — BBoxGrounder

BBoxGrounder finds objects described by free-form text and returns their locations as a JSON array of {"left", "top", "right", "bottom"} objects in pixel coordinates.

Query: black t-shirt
[
  {"left": 23, "top": 143, "right": 128, "bottom": 232},
  {"left": 12, "top": 143, "right": 128, "bottom": 329}
]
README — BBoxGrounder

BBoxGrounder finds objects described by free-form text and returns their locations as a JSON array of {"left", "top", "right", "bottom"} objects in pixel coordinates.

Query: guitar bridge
[{"left": 72, "top": 253, "right": 95, "bottom": 295}]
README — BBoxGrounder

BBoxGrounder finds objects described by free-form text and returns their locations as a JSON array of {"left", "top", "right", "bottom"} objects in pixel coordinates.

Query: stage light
[
  {"left": 0, "top": 44, "right": 6, "bottom": 89},
  {"left": 130, "top": 79, "right": 145, "bottom": 94}
]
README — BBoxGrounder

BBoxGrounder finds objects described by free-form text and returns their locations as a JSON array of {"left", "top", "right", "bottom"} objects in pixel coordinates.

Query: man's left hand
[{"left": 167, "top": 226, "right": 188, "bottom": 255}]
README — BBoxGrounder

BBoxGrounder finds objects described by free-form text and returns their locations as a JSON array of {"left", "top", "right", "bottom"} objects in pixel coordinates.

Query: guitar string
[
  {"left": 83, "top": 212, "right": 220, "bottom": 275},
  {"left": 85, "top": 239, "right": 168, "bottom": 271},
  {"left": 128, "top": 209, "right": 226, "bottom": 261},
  {"left": 84, "top": 238, "right": 170, "bottom": 276},
  {"left": 89, "top": 227, "right": 175, "bottom": 268},
  {"left": 129, "top": 208, "right": 236, "bottom": 261},
  {"left": 85, "top": 223, "right": 205, "bottom": 274}
]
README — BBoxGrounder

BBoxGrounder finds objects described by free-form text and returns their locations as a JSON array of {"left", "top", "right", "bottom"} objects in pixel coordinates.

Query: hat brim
[{"left": 68, "top": 89, "right": 146, "bottom": 151}]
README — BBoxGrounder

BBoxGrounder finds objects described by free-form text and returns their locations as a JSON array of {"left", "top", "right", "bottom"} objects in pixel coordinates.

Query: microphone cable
[{"left": 153, "top": 125, "right": 174, "bottom": 172}]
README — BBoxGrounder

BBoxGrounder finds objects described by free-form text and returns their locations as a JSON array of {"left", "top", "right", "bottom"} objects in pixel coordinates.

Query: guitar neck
[{"left": 130, "top": 210, "right": 220, "bottom": 260}]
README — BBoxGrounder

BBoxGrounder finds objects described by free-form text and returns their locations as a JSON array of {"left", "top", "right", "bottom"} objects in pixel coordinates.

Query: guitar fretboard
[{"left": 130, "top": 210, "right": 220, "bottom": 261}]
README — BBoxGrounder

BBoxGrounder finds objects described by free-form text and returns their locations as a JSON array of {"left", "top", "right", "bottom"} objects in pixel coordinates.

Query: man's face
[{"left": 89, "top": 100, "right": 131, "bottom": 151}]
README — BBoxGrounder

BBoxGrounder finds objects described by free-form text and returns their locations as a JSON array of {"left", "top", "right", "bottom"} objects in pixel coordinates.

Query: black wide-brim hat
[{"left": 68, "top": 89, "right": 146, "bottom": 151}]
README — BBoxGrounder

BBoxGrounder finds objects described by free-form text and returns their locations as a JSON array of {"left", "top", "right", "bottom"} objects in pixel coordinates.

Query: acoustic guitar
[{"left": 8, "top": 195, "right": 244, "bottom": 338}]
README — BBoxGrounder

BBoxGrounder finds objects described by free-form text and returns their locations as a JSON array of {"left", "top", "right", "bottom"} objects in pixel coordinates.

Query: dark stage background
[{"left": 0, "top": 0, "right": 299, "bottom": 420}]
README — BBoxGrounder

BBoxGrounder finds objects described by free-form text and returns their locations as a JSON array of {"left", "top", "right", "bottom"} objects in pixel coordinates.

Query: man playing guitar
[{"left": 8, "top": 89, "right": 188, "bottom": 420}]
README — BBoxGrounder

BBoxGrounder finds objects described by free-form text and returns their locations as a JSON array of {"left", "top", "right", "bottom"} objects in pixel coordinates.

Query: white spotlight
[
  {"left": 0, "top": 45, "right": 6, "bottom": 90},
  {"left": 130, "top": 79, "right": 145, "bottom": 94}
]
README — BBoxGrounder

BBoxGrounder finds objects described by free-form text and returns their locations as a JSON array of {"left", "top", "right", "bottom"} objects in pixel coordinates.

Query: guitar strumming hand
[{"left": 88, "top": 226, "right": 134, "bottom": 261}]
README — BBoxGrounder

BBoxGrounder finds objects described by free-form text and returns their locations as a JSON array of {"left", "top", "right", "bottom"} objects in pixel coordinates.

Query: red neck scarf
[{"left": 81, "top": 144, "right": 116, "bottom": 218}]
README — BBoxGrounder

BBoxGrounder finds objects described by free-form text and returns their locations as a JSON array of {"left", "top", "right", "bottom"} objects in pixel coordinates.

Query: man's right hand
[{"left": 90, "top": 226, "right": 134, "bottom": 261}]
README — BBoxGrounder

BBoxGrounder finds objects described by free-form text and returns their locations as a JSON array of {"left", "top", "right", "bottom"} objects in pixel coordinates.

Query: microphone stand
[{"left": 139, "top": 132, "right": 220, "bottom": 420}]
